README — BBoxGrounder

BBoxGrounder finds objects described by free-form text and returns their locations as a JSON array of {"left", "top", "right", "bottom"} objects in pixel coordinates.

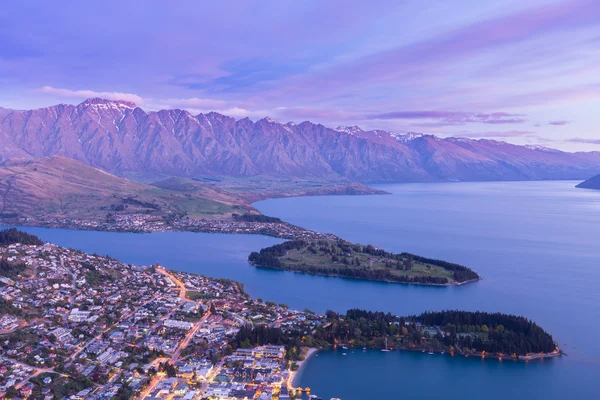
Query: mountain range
[{"left": 1, "top": 98, "right": 599, "bottom": 183}]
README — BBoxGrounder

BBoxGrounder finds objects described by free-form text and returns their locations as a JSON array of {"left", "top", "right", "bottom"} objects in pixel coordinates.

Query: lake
[
  {"left": 256, "top": 180, "right": 600, "bottom": 399},
  {"left": 6, "top": 180, "right": 599, "bottom": 399}
]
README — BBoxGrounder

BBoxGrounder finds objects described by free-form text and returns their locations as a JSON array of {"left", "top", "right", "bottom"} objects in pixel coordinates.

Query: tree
[{"left": 4, "top": 386, "right": 18, "bottom": 399}]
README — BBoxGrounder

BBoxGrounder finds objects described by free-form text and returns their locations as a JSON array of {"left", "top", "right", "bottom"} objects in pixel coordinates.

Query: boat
[
  {"left": 341, "top": 345, "right": 348, "bottom": 350},
  {"left": 342, "top": 353, "right": 347, "bottom": 356},
  {"left": 381, "top": 337, "right": 391, "bottom": 352},
  {"left": 428, "top": 352, "right": 434, "bottom": 355}
]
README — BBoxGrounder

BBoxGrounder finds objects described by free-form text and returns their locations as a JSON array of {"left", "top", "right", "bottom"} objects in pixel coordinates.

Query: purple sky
[{"left": 1, "top": 0, "right": 599, "bottom": 151}]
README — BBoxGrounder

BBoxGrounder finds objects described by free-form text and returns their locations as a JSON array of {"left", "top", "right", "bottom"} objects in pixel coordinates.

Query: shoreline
[
  {"left": 313, "top": 345, "right": 561, "bottom": 363},
  {"left": 290, "top": 347, "right": 320, "bottom": 389},
  {"left": 253, "top": 264, "right": 481, "bottom": 287},
  {"left": 2, "top": 222, "right": 482, "bottom": 287}
]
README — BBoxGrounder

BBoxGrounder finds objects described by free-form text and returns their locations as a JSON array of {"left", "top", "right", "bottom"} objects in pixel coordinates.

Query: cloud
[
  {"left": 38, "top": 86, "right": 143, "bottom": 104},
  {"left": 368, "top": 110, "right": 526, "bottom": 126},
  {"left": 445, "top": 130, "right": 537, "bottom": 139},
  {"left": 148, "top": 97, "right": 267, "bottom": 119},
  {"left": 272, "top": 106, "right": 357, "bottom": 122},
  {"left": 161, "top": 97, "right": 230, "bottom": 109},
  {"left": 566, "top": 137, "right": 600, "bottom": 145},
  {"left": 263, "top": 0, "right": 600, "bottom": 103},
  {"left": 549, "top": 120, "right": 569, "bottom": 126}
]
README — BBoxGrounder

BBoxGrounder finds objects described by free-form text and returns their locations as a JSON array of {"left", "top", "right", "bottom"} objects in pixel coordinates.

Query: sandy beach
[{"left": 289, "top": 347, "right": 320, "bottom": 388}]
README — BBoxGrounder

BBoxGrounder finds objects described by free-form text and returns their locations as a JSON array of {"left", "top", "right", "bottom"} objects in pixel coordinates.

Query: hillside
[
  {"left": 576, "top": 174, "right": 600, "bottom": 190},
  {"left": 0, "top": 99, "right": 599, "bottom": 183},
  {"left": 0, "top": 157, "right": 255, "bottom": 224}
]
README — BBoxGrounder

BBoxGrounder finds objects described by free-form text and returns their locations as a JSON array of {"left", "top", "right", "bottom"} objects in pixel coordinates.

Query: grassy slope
[
  {"left": 0, "top": 157, "right": 253, "bottom": 221},
  {"left": 283, "top": 244, "right": 457, "bottom": 283},
  {"left": 249, "top": 240, "right": 481, "bottom": 284}
]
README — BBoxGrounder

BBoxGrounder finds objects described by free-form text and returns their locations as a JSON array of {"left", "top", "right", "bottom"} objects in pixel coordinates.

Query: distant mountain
[
  {"left": 0, "top": 157, "right": 253, "bottom": 221},
  {"left": 576, "top": 174, "right": 600, "bottom": 190},
  {"left": 1, "top": 98, "right": 599, "bottom": 182}
]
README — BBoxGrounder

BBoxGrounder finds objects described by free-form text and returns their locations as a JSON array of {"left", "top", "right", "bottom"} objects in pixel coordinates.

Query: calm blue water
[
  {"left": 5, "top": 181, "right": 599, "bottom": 399},
  {"left": 255, "top": 181, "right": 600, "bottom": 399}
]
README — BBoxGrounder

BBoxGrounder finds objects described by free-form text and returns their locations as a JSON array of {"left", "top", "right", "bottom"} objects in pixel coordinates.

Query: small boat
[
  {"left": 342, "top": 353, "right": 347, "bottom": 356},
  {"left": 428, "top": 352, "right": 434, "bottom": 355},
  {"left": 441, "top": 351, "right": 445, "bottom": 355},
  {"left": 341, "top": 346, "right": 348, "bottom": 350},
  {"left": 381, "top": 337, "right": 391, "bottom": 352}
]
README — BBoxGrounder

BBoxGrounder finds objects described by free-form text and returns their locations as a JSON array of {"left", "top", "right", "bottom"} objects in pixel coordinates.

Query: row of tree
[
  {"left": 233, "top": 214, "right": 282, "bottom": 223},
  {"left": 232, "top": 309, "right": 556, "bottom": 356}
]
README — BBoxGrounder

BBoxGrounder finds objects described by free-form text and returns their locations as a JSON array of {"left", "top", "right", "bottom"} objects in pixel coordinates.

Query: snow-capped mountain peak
[
  {"left": 334, "top": 125, "right": 363, "bottom": 135},
  {"left": 390, "top": 132, "right": 424, "bottom": 143}
]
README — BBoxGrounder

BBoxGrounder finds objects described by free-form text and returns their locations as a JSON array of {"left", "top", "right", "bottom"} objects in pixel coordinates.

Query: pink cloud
[{"left": 445, "top": 130, "right": 537, "bottom": 139}]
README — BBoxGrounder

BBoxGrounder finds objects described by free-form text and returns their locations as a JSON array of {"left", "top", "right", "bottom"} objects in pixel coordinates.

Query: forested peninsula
[
  {"left": 248, "top": 239, "right": 480, "bottom": 285},
  {"left": 233, "top": 309, "right": 560, "bottom": 361}
]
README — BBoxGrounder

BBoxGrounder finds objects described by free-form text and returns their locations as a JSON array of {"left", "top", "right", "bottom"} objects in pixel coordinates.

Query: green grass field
[{"left": 282, "top": 246, "right": 457, "bottom": 283}]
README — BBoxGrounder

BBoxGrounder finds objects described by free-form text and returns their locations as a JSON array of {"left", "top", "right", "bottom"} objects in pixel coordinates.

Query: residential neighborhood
[
  {"left": 6, "top": 215, "right": 338, "bottom": 242},
  {"left": 0, "top": 241, "right": 325, "bottom": 399}
]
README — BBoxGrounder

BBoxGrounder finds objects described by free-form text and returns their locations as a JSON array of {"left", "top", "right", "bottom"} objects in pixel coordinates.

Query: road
[
  {"left": 156, "top": 266, "right": 187, "bottom": 300},
  {"left": 9, "top": 358, "right": 69, "bottom": 390},
  {"left": 171, "top": 311, "right": 210, "bottom": 363},
  {"left": 66, "top": 292, "right": 161, "bottom": 364},
  {"left": 135, "top": 267, "right": 212, "bottom": 399}
]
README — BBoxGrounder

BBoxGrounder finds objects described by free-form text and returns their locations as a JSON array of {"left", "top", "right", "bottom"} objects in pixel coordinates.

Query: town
[
  {"left": 3, "top": 214, "right": 338, "bottom": 242},
  {"left": 0, "top": 240, "right": 327, "bottom": 399}
]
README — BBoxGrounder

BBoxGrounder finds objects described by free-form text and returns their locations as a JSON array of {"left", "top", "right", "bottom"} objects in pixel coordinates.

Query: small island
[{"left": 249, "top": 239, "right": 480, "bottom": 285}]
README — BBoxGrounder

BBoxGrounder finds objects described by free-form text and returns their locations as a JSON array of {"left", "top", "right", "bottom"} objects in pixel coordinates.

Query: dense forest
[
  {"left": 0, "top": 228, "right": 43, "bottom": 246},
  {"left": 0, "top": 298, "right": 22, "bottom": 316},
  {"left": 248, "top": 239, "right": 479, "bottom": 284},
  {"left": 232, "top": 309, "right": 557, "bottom": 357},
  {"left": 233, "top": 214, "right": 282, "bottom": 223},
  {"left": 0, "top": 259, "right": 27, "bottom": 279},
  {"left": 415, "top": 311, "right": 556, "bottom": 354},
  {"left": 232, "top": 325, "right": 306, "bottom": 361}
]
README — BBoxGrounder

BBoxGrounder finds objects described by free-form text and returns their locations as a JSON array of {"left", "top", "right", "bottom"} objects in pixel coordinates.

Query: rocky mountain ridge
[{"left": 1, "top": 98, "right": 599, "bottom": 182}]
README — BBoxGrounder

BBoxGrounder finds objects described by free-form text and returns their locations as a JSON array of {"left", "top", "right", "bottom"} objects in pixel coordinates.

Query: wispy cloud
[
  {"left": 443, "top": 130, "right": 538, "bottom": 139},
  {"left": 566, "top": 137, "right": 600, "bottom": 145},
  {"left": 549, "top": 120, "right": 569, "bottom": 126},
  {"left": 368, "top": 110, "right": 526, "bottom": 126},
  {"left": 38, "top": 86, "right": 143, "bottom": 104}
]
